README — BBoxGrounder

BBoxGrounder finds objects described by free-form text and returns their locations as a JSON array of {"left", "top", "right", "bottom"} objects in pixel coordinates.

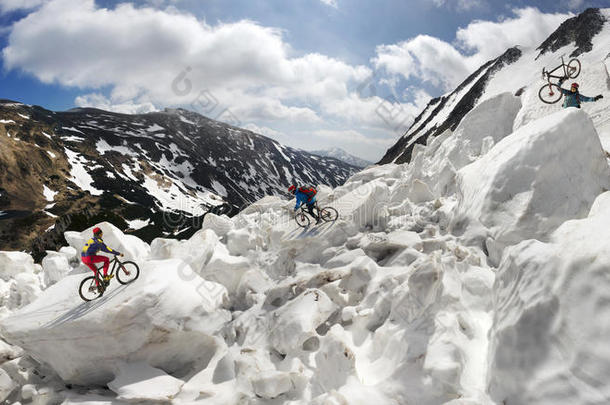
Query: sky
[{"left": 0, "top": 0, "right": 607, "bottom": 161}]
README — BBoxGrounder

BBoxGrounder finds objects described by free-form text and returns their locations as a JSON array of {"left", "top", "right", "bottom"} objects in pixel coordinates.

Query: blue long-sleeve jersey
[
  {"left": 558, "top": 78, "right": 596, "bottom": 108},
  {"left": 81, "top": 237, "right": 120, "bottom": 257},
  {"left": 294, "top": 190, "right": 316, "bottom": 210}
]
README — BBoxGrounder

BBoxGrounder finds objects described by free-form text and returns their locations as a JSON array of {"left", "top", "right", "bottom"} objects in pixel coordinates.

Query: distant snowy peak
[
  {"left": 380, "top": 7, "right": 610, "bottom": 164},
  {"left": 536, "top": 7, "right": 606, "bottom": 58},
  {"left": 310, "top": 147, "right": 372, "bottom": 168}
]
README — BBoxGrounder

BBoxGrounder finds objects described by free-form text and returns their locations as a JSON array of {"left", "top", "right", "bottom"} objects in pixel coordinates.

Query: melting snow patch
[
  {"left": 126, "top": 218, "right": 150, "bottom": 230},
  {"left": 211, "top": 180, "right": 227, "bottom": 197},
  {"left": 47, "top": 151, "right": 56, "bottom": 158},
  {"left": 64, "top": 149, "right": 103, "bottom": 196},
  {"left": 179, "top": 115, "right": 196, "bottom": 125},
  {"left": 42, "top": 185, "right": 57, "bottom": 202},
  {"left": 61, "top": 135, "right": 85, "bottom": 142},
  {"left": 273, "top": 142, "right": 291, "bottom": 162},
  {"left": 146, "top": 123, "right": 164, "bottom": 132},
  {"left": 61, "top": 127, "right": 85, "bottom": 134},
  {"left": 0, "top": 120, "right": 15, "bottom": 124},
  {"left": 95, "top": 139, "right": 137, "bottom": 156}
]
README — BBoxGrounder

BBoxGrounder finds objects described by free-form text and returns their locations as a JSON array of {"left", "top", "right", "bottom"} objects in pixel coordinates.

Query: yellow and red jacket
[{"left": 81, "top": 237, "right": 120, "bottom": 257}]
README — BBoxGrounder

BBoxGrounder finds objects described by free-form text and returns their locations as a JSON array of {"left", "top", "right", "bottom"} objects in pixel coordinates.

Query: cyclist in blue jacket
[
  {"left": 557, "top": 78, "right": 603, "bottom": 108},
  {"left": 289, "top": 185, "right": 320, "bottom": 224}
]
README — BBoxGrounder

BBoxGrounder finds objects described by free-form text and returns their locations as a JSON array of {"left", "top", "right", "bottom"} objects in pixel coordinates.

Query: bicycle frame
[
  {"left": 542, "top": 57, "right": 570, "bottom": 82},
  {"left": 93, "top": 256, "right": 121, "bottom": 280},
  {"left": 298, "top": 202, "right": 319, "bottom": 218}
]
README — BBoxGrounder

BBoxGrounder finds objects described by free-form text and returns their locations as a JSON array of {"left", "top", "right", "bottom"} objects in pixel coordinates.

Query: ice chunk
[
  {"left": 269, "top": 289, "right": 337, "bottom": 355},
  {"left": 0, "top": 252, "right": 40, "bottom": 282},
  {"left": 452, "top": 109, "right": 610, "bottom": 261},
  {"left": 0, "top": 259, "right": 230, "bottom": 385},
  {"left": 251, "top": 370, "right": 292, "bottom": 399},
  {"left": 0, "top": 369, "right": 16, "bottom": 402},
  {"left": 0, "top": 252, "right": 43, "bottom": 317},
  {"left": 41, "top": 251, "right": 70, "bottom": 286},
  {"left": 150, "top": 229, "right": 219, "bottom": 274},
  {"left": 108, "top": 362, "right": 184, "bottom": 402},
  {"left": 201, "top": 213, "right": 234, "bottom": 238}
]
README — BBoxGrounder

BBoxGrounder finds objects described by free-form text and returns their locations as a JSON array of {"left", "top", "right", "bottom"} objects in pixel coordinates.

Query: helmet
[
  {"left": 288, "top": 185, "right": 296, "bottom": 193},
  {"left": 92, "top": 227, "right": 102, "bottom": 235},
  {"left": 571, "top": 82, "right": 579, "bottom": 89}
]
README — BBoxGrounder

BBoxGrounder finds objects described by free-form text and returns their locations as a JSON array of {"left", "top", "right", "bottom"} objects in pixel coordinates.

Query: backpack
[{"left": 298, "top": 186, "right": 317, "bottom": 199}]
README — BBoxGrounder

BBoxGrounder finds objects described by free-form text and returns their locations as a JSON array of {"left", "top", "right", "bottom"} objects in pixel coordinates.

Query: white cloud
[
  {"left": 455, "top": 8, "right": 571, "bottom": 62},
  {"left": 2, "top": 0, "right": 369, "bottom": 125},
  {"left": 319, "top": 0, "right": 338, "bottom": 8},
  {"left": 373, "top": 7, "right": 571, "bottom": 90},
  {"left": 0, "top": 0, "right": 47, "bottom": 14},
  {"left": 75, "top": 93, "right": 157, "bottom": 115},
  {"left": 373, "top": 35, "right": 473, "bottom": 90}
]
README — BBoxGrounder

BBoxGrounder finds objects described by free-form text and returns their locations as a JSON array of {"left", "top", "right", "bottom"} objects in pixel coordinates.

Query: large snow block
[
  {"left": 108, "top": 362, "right": 184, "bottom": 402},
  {"left": 451, "top": 109, "right": 610, "bottom": 256},
  {"left": 0, "top": 252, "right": 41, "bottom": 282},
  {"left": 64, "top": 222, "right": 150, "bottom": 262},
  {"left": 406, "top": 92, "right": 522, "bottom": 198},
  {"left": 41, "top": 251, "right": 70, "bottom": 287},
  {"left": 269, "top": 289, "right": 337, "bottom": 355},
  {"left": 150, "top": 228, "right": 219, "bottom": 274},
  {"left": 0, "top": 259, "right": 230, "bottom": 385},
  {"left": 334, "top": 179, "right": 390, "bottom": 231},
  {"left": 488, "top": 191, "right": 610, "bottom": 405},
  {"left": 0, "top": 252, "right": 43, "bottom": 318}
]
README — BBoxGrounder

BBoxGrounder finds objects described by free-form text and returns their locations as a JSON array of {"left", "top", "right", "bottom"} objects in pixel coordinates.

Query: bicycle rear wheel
[
  {"left": 295, "top": 212, "right": 310, "bottom": 228},
  {"left": 116, "top": 261, "right": 140, "bottom": 284},
  {"left": 567, "top": 58, "right": 581, "bottom": 78},
  {"left": 538, "top": 83, "right": 562, "bottom": 104},
  {"left": 79, "top": 276, "right": 104, "bottom": 301},
  {"left": 319, "top": 207, "right": 338, "bottom": 222}
]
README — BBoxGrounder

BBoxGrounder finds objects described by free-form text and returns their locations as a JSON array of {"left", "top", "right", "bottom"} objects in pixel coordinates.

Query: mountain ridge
[
  {"left": 0, "top": 99, "right": 359, "bottom": 260},
  {"left": 379, "top": 7, "right": 609, "bottom": 165}
]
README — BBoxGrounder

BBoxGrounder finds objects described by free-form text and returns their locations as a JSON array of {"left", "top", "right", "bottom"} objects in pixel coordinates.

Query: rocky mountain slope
[
  {"left": 0, "top": 102, "right": 358, "bottom": 260},
  {"left": 309, "top": 147, "right": 373, "bottom": 168},
  {"left": 379, "top": 7, "right": 610, "bottom": 164}
]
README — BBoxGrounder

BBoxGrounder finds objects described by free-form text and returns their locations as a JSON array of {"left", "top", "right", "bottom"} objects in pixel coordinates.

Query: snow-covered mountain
[
  {"left": 0, "top": 101, "right": 358, "bottom": 259},
  {"left": 309, "top": 147, "right": 373, "bottom": 168},
  {"left": 380, "top": 7, "right": 609, "bottom": 164},
  {"left": 1, "top": 7, "right": 610, "bottom": 405}
]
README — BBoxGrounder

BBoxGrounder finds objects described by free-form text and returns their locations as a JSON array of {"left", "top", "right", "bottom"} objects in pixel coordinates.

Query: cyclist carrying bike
[
  {"left": 557, "top": 77, "right": 603, "bottom": 108},
  {"left": 81, "top": 227, "right": 123, "bottom": 286},
  {"left": 289, "top": 185, "right": 321, "bottom": 224}
]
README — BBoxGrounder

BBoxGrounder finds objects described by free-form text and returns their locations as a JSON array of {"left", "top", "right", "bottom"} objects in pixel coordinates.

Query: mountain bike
[
  {"left": 79, "top": 256, "right": 140, "bottom": 301},
  {"left": 538, "top": 56, "right": 581, "bottom": 104},
  {"left": 295, "top": 202, "right": 338, "bottom": 228}
]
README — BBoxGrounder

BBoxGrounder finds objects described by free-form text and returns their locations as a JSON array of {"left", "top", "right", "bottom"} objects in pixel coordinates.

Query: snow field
[{"left": 1, "top": 67, "right": 610, "bottom": 403}]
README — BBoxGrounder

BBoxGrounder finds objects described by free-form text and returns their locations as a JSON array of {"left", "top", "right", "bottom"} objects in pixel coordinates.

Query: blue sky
[{"left": 0, "top": 0, "right": 606, "bottom": 160}]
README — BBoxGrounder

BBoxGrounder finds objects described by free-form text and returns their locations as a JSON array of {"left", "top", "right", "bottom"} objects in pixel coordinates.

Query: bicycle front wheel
[
  {"left": 79, "top": 276, "right": 104, "bottom": 301},
  {"left": 116, "top": 261, "right": 140, "bottom": 284},
  {"left": 295, "top": 212, "right": 310, "bottom": 228},
  {"left": 319, "top": 207, "right": 338, "bottom": 222},
  {"left": 538, "top": 83, "right": 562, "bottom": 104},
  {"left": 567, "top": 58, "right": 581, "bottom": 78}
]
